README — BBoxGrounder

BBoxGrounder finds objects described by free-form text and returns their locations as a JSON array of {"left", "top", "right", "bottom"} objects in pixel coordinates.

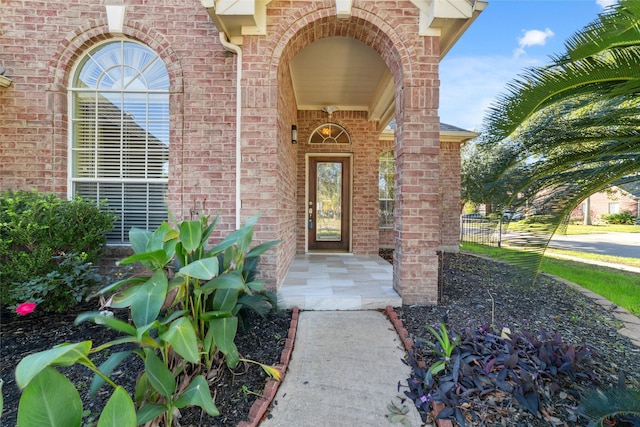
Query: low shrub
[
  {"left": 0, "top": 190, "right": 115, "bottom": 311},
  {"left": 600, "top": 211, "right": 635, "bottom": 225},
  {"left": 404, "top": 323, "right": 600, "bottom": 425},
  {"left": 8, "top": 253, "right": 102, "bottom": 313}
]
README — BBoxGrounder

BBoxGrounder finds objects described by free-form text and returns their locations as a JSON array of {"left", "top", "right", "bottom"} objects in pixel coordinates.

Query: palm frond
[
  {"left": 563, "top": 0, "right": 640, "bottom": 61},
  {"left": 485, "top": 49, "right": 640, "bottom": 140},
  {"left": 579, "top": 387, "right": 640, "bottom": 427}
]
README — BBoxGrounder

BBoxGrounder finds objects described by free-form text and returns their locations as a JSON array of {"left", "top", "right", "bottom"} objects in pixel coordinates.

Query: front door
[{"left": 308, "top": 156, "right": 351, "bottom": 251}]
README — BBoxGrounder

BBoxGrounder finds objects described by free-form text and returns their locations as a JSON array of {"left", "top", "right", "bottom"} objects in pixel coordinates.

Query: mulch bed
[
  {"left": 392, "top": 251, "right": 640, "bottom": 426},
  {"left": 2, "top": 250, "right": 639, "bottom": 426},
  {"left": 0, "top": 302, "right": 292, "bottom": 427}
]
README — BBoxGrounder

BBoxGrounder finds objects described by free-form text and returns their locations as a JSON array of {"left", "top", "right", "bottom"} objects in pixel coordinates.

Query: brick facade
[
  {"left": 572, "top": 188, "right": 639, "bottom": 222},
  {"left": 1, "top": 0, "right": 468, "bottom": 305}
]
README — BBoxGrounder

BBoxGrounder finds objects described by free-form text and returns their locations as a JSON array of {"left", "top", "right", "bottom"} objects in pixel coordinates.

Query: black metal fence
[{"left": 460, "top": 217, "right": 504, "bottom": 247}]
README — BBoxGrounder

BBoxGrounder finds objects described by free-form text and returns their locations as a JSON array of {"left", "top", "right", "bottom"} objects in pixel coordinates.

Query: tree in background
[{"left": 473, "top": 0, "right": 640, "bottom": 271}]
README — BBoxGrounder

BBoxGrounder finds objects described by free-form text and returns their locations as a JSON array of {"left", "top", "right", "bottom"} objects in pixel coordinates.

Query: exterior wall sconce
[{"left": 291, "top": 125, "right": 298, "bottom": 144}]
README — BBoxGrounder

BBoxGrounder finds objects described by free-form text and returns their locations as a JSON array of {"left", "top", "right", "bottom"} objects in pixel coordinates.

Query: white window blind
[{"left": 70, "top": 41, "right": 169, "bottom": 244}]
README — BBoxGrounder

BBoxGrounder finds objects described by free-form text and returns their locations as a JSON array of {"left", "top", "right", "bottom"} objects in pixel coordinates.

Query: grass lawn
[
  {"left": 506, "top": 222, "right": 640, "bottom": 234},
  {"left": 545, "top": 247, "right": 640, "bottom": 269},
  {"left": 563, "top": 223, "right": 640, "bottom": 234},
  {"left": 461, "top": 242, "right": 640, "bottom": 315}
]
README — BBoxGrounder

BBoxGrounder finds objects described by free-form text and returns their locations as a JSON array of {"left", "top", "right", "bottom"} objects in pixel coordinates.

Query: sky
[{"left": 439, "top": 0, "right": 619, "bottom": 132}]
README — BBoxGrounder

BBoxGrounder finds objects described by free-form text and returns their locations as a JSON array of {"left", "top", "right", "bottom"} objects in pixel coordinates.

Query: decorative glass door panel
[{"left": 308, "top": 157, "right": 350, "bottom": 251}]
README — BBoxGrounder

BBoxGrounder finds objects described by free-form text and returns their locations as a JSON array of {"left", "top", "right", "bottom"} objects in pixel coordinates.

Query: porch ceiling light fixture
[
  {"left": 321, "top": 106, "right": 337, "bottom": 120},
  {"left": 291, "top": 124, "right": 298, "bottom": 144},
  {"left": 0, "top": 66, "right": 12, "bottom": 88}
]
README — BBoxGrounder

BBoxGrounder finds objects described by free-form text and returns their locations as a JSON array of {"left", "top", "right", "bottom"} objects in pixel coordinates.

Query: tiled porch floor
[{"left": 277, "top": 254, "right": 402, "bottom": 310}]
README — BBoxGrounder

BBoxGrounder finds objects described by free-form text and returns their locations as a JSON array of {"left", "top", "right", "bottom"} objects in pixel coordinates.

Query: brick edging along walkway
[
  {"left": 238, "top": 307, "right": 300, "bottom": 427},
  {"left": 385, "top": 306, "right": 453, "bottom": 427},
  {"left": 240, "top": 306, "right": 447, "bottom": 427}
]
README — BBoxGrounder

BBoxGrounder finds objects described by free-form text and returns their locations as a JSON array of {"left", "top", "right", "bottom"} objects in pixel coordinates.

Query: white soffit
[
  {"left": 290, "top": 37, "right": 391, "bottom": 116},
  {"left": 200, "top": 0, "right": 272, "bottom": 45},
  {"left": 410, "top": 0, "right": 488, "bottom": 58},
  {"left": 202, "top": 1, "right": 487, "bottom": 131}
]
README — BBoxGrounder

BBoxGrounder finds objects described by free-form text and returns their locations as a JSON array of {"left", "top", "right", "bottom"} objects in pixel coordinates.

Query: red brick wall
[
  {"left": 439, "top": 141, "right": 462, "bottom": 251},
  {"left": 273, "top": 41, "right": 299, "bottom": 285},
  {"left": 0, "top": 1, "right": 237, "bottom": 236},
  {"left": 393, "top": 32, "right": 441, "bottom": 304},
  {"left": 572, "top": 189, "right": 639, "bottom": 222},
  {"left": 1, "top": 0, "right": 451, "bottom": 304}
]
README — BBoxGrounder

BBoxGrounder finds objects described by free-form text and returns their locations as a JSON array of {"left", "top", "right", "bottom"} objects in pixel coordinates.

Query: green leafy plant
[
  {"left": 386, "top": 398, "right": 412, "bottom": 427},
  {"left": 0, "top": 190, "right": 114, "bottom": 310},
  {"left": 9, "top": 252, "right": 102, "bottom": 313},
  {"left": 422, "top": 322, "right": 459, "bottom": 376},
  {"left": 14, "top": 213, "right": 280, "bottom": 426},
  {"left": 600, "top": 211, "right": 635, "bottom": 225}
]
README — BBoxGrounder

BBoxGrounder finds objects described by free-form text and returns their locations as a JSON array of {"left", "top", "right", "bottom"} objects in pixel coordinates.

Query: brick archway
[{"left": 243, "top": 1, "right": 442, "bottom": 305}]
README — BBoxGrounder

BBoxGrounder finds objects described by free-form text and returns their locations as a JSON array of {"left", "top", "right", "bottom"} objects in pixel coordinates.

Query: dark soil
[
  {"left": 3, "top": 251, "right": 639, "bottom": 427},
  {"left": 0, "top": 301, "right": 292, "bottom": 427},
  {"left": 390, "top": 251, "right": 640, "bottom": 426}
]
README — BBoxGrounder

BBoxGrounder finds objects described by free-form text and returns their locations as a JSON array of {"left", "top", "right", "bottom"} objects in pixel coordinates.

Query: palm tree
[{"left": 475, "top": 0, "right": 640, "bottom": 272}]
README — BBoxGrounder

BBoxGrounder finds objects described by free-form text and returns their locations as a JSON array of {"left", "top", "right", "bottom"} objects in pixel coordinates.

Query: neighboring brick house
[
  {"left": 572, "top": 183, "right": 640, "bottom": 222},
  {"left": 0, "top": 0, "right": 485, "bottom": 305}
]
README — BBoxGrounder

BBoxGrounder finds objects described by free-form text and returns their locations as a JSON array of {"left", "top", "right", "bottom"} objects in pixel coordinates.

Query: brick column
[
  {"left": 439, "top": 141, "right": 462, "bottom": 251},
  {"left": 393, "top": 77, "right": 441, "bottom": 305}
]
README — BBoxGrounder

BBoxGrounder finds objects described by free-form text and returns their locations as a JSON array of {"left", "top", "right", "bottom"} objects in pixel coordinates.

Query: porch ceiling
[
  {"left": 201, "top": 0, "right": 488, "bottom": 131},
  {"left": 290, "top": 37, "right": 393, "bottom": 126}
]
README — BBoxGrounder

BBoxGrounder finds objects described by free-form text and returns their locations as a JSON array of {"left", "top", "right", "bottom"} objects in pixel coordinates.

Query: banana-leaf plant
[{"left": 14, "top": 213, "right": 280, "bottom": 426}]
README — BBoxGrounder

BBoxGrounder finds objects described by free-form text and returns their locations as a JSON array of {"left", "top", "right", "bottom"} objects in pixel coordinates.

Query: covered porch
[
  {"left": 277, "top": 254, "right": 401, "bottom": 310},
  {"left": 202, "top": 1, "right": 486, "bottom": 306}
]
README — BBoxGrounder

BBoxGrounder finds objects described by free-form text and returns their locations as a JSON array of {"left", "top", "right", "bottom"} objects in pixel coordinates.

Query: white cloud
[
  {"left": 596, "top": 0, "right": 617, "bottom": 9},
  {"left": 513, "top": 28, "right": 554, "bottom": 58}
]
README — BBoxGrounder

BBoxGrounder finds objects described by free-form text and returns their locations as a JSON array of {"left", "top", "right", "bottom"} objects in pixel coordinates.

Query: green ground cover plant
[
  {"left": 563, "top": 224, "right": 639, "bottom": 234},
  {"left": 461, "top": 243, "right": 640, "bottom": 315},
  {"left": 0, "top": 190, "right": 115, "bottom": 312},
  {"left": 541, "top": 258, "right": 640, "bottom": 315}
]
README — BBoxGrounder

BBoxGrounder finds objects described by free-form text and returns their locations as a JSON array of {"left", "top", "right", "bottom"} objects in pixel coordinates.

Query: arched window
[
  {"left": 379, "top": 151, "right": 394, "bottom": 228},
  {"left": 309, "top": 123, "right": 351, "bottom": 144},
  {"left": 70, "top": 41, "right": 170, "bottom": 244}
]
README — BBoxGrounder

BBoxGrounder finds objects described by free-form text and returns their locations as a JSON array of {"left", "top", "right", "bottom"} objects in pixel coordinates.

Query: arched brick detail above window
[{"left": 48, "top": 21, "right": 182, "bottom": 94}]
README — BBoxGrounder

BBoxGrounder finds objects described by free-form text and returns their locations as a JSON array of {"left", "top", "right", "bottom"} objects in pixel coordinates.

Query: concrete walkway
[{"left": 260, "top": 311, "right": 423, "bottom": 426}]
